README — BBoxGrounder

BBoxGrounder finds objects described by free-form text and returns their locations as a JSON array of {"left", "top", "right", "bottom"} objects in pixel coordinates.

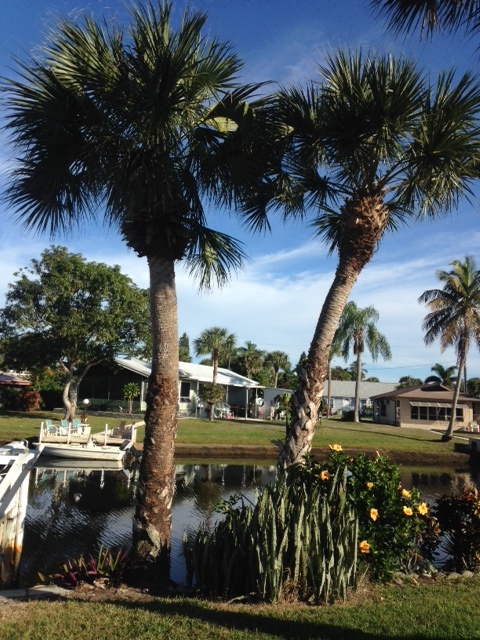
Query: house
[
  {"left": 370, "top": 383, "right": 480, "bottom": 429},
  {"left": 323, "top": 380, "right": 397, "bottom": 415},
  {"left": 79, "top": 355, "right": 261, "bottom": 417}
]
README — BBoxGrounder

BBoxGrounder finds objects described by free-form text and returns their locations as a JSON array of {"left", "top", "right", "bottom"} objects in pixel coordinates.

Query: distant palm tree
[
  {"left": 419, "top": 256, "right": 480, "bottom": 441},
  {"left": 237, "top": 341, "right": 265, "bottom": 379},
  {"left": 397, "top": 375, "right": 423, "bottom": 389},
  {"left": 336, "top": 302, "right": 392, "bottom": 423},
  {"left": 264, "top": 49, "right": 480, "bottom": 464},
  {"left": 194, "top": 327, "right": 236, "bottom": 384},
  {"left": 424, "top": 363, "right": 458, "bottom": 389},
  {"left": 1, "top": 1, "right": 266, "bottom": 579},
  {"left": 265, "top": 351, "right": 291, "bottom": 388}
]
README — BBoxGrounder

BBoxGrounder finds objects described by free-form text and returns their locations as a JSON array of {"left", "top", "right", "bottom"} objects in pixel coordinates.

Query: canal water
[{"left": 17, "top": 459, "right": 480, "bottom": 588}]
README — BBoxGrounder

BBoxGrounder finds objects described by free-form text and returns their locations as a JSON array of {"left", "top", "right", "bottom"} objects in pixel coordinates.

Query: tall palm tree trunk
[
  {"left": 132, "top": 254, "right": 179, "bottom": 581},
  {"left": 280, "top": 193, "right": 389, "bottom": 465},
  {"left": 354, "top": 351, "right": 362, "bottom": 423},
  {"left": 444, "top": 350, "right": 467, "bottom": 441}
]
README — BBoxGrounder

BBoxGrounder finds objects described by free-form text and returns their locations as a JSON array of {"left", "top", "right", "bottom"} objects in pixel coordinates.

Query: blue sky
[{"left": 0, "top": 0, "right": 479, "bottom": 383}]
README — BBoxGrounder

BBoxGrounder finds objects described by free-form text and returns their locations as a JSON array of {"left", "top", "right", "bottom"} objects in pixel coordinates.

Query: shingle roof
[{"left": 324, "top": 380, "right": 397, "bottom": 400}]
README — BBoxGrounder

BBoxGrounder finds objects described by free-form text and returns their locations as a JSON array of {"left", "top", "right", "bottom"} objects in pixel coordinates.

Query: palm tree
[
  {"left": 237, "top": 341, "right": 265, "bottom": 379},
  {"left": 424, "top": 363, "right": 458, "bottom": 389},
  {"left": 1, "top": 1, "right": 267, "bottom": 579},
  {"left": 419, "top": 256, "right": 480, "bottom": 441},
  {"left": 262, "top": 49, "right": 480, "bottom": 465},
  {"left": 264, "top": 351, "right": 291, "bottom": 388},
  {"left": 397, "top": 375, "right": 423, "bottom": 388},
  {"left": 335, "top": 302, "right": 392, "bottom": 423},
  {"left": 371, "top": 0, "right": 480, "bottom": 40},
  {"left": 194, "top": 327, "right": 236, "bottom": 420}
]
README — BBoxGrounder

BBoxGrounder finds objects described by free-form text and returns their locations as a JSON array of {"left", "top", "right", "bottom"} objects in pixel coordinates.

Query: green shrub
[
  {"left": 1, "top": 387, "right": 42, "bottom": 411},
  {"left": 184, "top": 462, "right": 358, "bottom": 604},
  {"left": 433, "top": 487, "right": 480, "bottom": 572}
]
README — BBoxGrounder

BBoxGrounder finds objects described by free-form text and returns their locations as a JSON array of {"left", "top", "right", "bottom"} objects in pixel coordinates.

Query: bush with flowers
[{"left": 305, "top": 446, "right": 437, "bottom": 580}]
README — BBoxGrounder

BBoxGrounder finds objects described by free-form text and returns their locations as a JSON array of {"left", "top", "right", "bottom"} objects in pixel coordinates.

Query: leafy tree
[
  {"left": 419, "top": 256, "right": 480, "bottom": 441},
  {"left": 330, "top": 366, "right": 353, "bottom": 381},
  {"left": 123, "top": 383, "right": 141, "bottom": 414},
  {"left": 2, "top": 1, "right": 267, "bottom": 578},
  {"left": 397, "top": 375, "right": 424, "bottom": 388},
  {"left": 0, "top": 247, "right": 148, "bottom": 420},
  {"left": 264, "top": 350, "right": 291, "bottom": 388},
  {"left": 424, "top": 363, "right": 458, "bottom": 389},
  {"left": 264, "top": 49, "right": 480, "bottom": 464},
  {"left": 199, "top": 382, "right": 225, "bottom": 422},
  {"left": 178, "top": 333, "right": 191, "bottom": 363},
  {"left": 467, "top": 376, "right": 480, "bottom": 396},
  {"left": 335, "top": 302, "right": 392, "bottom": 423}
]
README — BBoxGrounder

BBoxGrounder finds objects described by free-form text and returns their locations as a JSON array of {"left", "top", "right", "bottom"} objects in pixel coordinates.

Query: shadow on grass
[{"left": 91, "top": 596, "right": 462, "bottom": 640}]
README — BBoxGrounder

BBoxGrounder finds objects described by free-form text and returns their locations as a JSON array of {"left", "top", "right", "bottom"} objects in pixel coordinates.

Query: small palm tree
[
  {"left": 194, "top": 327, "right": 236, "bottom": 420},
  {"left": 419, "top": 255, "right": 480, "bottom": 441},
  {"left": 424, "top": 363, "right": 458, "bottom": 389},
  {"left": 123, "top": 383, "right": 141, "bottom": 414},
  {"left": 335, "top": 301, "right": 392, "bottom": 422},
  {"left": 264, "top": 351, "right": 291, "bottom": 388},
  {"left": 237, "top": 341, "right": 265, "bottom": 379}
]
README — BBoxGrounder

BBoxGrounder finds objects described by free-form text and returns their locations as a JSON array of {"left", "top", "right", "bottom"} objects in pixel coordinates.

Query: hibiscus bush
[{"left": 305, "top": 447, "right": 437, "bottom": 580}]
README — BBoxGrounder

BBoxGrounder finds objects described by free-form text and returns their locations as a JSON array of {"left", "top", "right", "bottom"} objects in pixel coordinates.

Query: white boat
[
  {"left": 0, "top": 440, "right": 31, "bottom": 467},
  {"left": 33, "top": 439, "right": 132, "bottom": 462}
]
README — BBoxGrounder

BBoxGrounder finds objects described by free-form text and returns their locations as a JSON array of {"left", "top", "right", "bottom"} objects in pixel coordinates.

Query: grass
[
  {"left": 1, "top": 579, "right": 480, "bottom": 639},
  {"left": 0, "top": 409, "right": 463, "bottom": 455}
]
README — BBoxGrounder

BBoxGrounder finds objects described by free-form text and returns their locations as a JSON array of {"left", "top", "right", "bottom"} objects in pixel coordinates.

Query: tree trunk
[
  {"left": 280, "top": 191, "right": 389, "bottom": 465},
  {"left": 354, "top": 351, "right": 362, "bottom": 423},
  {"left": 444, "top": 351, "right": 467, "bottom": 441},
  {"left": 132, "top": 254, "right": 178, "bottom": 583}
]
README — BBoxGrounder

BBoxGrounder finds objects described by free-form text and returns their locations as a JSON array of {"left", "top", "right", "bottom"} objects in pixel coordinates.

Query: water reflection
[{"left": 18, "top": 461, "right": 478, "bottom": 588}]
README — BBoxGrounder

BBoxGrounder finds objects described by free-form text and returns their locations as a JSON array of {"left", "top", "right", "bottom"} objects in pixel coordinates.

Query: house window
[
  {"left": 411, "top": 406, "right": 419, "bottom": 420},
  {"left": 380, "top": 400, "right": 387, "bottom": 417},
  {"left": 180, "top": 381, "right": 191, "bottom": 402}
]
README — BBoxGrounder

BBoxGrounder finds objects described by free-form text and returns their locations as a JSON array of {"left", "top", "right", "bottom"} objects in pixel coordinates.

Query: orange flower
[
  {"left": 329, "top": 444, "right": 343, "bottom": 452},
  {"left": 403, "top": 506, "right": 413, "bottom": 516},
  {"left": 401, "top": 489, "right": 411, "bottom": 499},
  {"left": 370, "top": 508, "right": 379, "bottom": 521},
  {"left": 359, "top": 540, "right": 370, "bottom": 554},
  {"left": 417, "top": 502, "right": 428, "bottom": 516},
  {"left": 366, "top": 482, "right": 374, "bottom": 489},
  {"left": 320, "top": 470, "right": 331, "bottom": 481}
]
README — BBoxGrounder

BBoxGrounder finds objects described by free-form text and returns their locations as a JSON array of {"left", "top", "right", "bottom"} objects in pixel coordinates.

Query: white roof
[{"left": 115, "top": 356, "right": 259, "bottom": 389}]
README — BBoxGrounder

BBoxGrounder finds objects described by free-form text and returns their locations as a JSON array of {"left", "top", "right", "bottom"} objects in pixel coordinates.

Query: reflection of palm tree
[
  {"left": 424, "top": 363, "right": 458, "bottom": 389},
  {"left": 419, "top": 256, "right": 480, "bottom": 441},
  {"left": 3, "top": 2, "right": 264, "bottom": 575}
]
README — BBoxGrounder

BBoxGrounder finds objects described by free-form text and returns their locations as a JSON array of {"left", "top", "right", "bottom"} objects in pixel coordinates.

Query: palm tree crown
[
  {"left": 194, "top": 327, "right": 236, "bottom": 384},
  {"left": 424, "top": 363, "right": 458, "bottom": 389},
  {"left": 265, "top": 351, "right": 291, "bottom": 388},
  {"left": 419, "top": 255, "right": 480, "bottom": 439}
]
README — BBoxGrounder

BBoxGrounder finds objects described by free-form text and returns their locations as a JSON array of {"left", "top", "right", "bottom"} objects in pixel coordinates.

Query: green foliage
[
  {"left": 199, "top": 382, "right": 225, "bottom": 406},
  {"left": 433, "top": 487, "right": 480, "bottom": 572},
  {"left": 321, "top": 449, "right": 435, "bottom": 580},
  {"left": 1, "top": 387, "right": 42, "bottom": 412},
  {"left": 41, "top": 546, "right": 130, "bottom": 589},
  {"left": 184, "top": 462, "right": 358, "bottom": 604},
  {"left": 122, "top": 383, "right": 141, "bottom": 413}
]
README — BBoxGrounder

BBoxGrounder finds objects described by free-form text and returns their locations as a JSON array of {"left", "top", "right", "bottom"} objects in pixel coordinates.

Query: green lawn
[
  {"left": 0, "top": 409, "right": 464, "bottom": 455},
  {"left": 1, "top": 579, "right": 480, "bottom": 639}
]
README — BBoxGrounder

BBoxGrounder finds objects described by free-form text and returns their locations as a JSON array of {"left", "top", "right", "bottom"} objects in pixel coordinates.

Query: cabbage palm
[
  {"left": 424, "top": 363, "right": 458, "bottom": 389},
  {"left": 419, "top": 256, "right": 480, "bottom": 441},
  {"left": 336, "top": 302, "right": 392, "bottom": 423},
  {"left": 1, "top": 1, "right": 267, "bottom": 578},
  {"left": 194, "top": 327, "right": 236, "bottom": 385},
  {"left": 264, "top": 50, "right": 480, "bottom": 464},
  {"left": 265, "top": 350, "right": 291, "bottom": 388}
]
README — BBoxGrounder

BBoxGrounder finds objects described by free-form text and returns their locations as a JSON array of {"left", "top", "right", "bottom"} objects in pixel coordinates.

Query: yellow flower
[
  {"left": 359, "top": 540, "right": 370, "bottom": 554},
  {"left": 401, "top": 489, "right": 411, "bottom": 499},
  {"left": 403, "top": 506, "right": 413, "bottom": 516},
  {"left": 320, "top": 470, "right": 331, "bottom": 481},
  {"left": 397, "top": 483, "right": 402, "bottom": 490},
  {"left": 329, "top": 444, "right": 343, "bottom": 452},
  {"left": 370, "top": 508, "right": 379, "bottom": 521},
  {"left": 366, "top": 482, "right": 374, "bottom": 489},
  {"left": 417, "top": 502, "right": 428, "bottom": 516}
]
